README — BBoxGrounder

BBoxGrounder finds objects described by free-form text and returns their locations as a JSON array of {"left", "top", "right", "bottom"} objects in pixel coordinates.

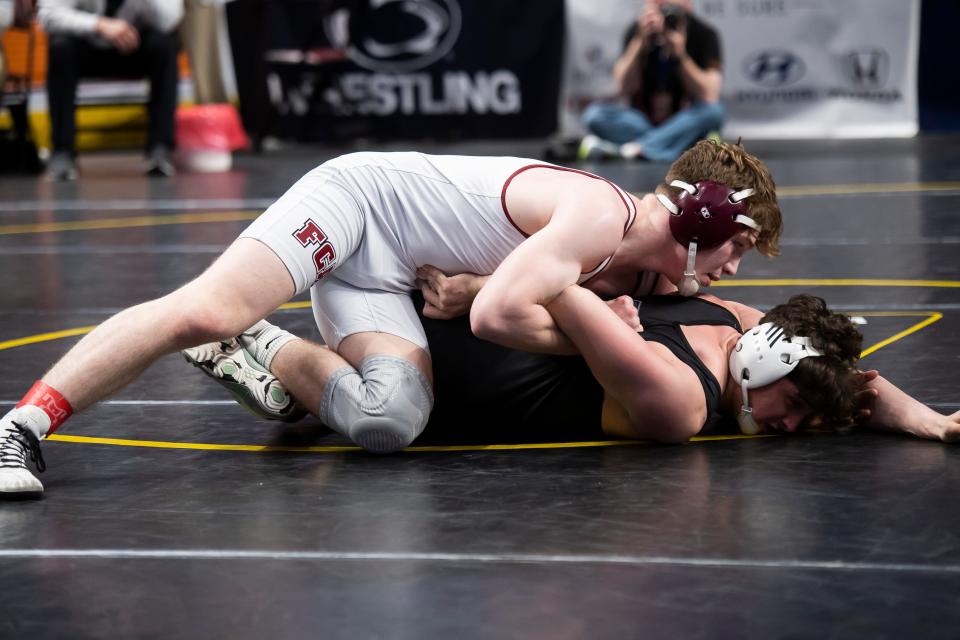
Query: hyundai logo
[
  {"left": 742, "top": 50, "right": 805, "bottom": 87},
  {"left": 324, "top": 0, "right": 463, "bottom": 73}
]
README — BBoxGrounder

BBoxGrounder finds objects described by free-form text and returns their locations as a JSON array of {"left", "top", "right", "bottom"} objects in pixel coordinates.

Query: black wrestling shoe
[{"left": 0, "top": 421, "right": 45, "bottom": 498}]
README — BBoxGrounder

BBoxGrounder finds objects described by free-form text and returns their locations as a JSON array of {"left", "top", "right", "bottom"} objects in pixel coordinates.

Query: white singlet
[{"left": 240, "top": 152, "right": 637, "bottom": 351}]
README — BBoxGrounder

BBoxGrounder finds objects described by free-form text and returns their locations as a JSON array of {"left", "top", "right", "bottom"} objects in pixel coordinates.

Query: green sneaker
[{"left": 183, "top": 337, "right": 307, "bottom": 422}]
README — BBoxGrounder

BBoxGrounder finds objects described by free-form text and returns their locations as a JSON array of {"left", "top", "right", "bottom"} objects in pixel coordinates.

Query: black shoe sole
[{"left": 0, "top": 490, "right": 43, "bottom": 501}]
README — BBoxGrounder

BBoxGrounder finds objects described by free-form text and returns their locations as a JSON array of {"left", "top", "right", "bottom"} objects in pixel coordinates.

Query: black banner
[{"left": 264, "top": 0, "right": 565, "bottom": 141}]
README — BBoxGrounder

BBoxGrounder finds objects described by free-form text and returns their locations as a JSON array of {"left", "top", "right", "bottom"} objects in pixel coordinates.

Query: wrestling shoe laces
[
  {"left": 0, "top": 421, "right": 45, "bottom": 473},
  {"left": 183, "top": 337, "right": 307, "bottom": 422}
]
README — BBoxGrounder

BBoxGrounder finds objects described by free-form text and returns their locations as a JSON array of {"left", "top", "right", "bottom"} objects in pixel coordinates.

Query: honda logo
[{"left": 844, "top": 49, "right": 889, "bottom": 86}]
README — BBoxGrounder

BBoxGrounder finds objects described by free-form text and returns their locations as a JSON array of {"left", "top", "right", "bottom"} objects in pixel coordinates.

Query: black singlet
[
  {"left": 633, "top": 296, "right": 742, "bottom": 434},
  {"left": 417, "top": 293, "right": 741, "bottom": 444}
]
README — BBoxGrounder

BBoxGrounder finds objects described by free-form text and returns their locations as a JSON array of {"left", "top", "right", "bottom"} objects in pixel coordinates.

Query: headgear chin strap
[
  {"left": 676, "top": 240, "right": 701, "bottom": 297},
  {"left": 729, "top": 322, "right": 823, "bottom": 435},
  {"left": 656, "top": 180, "right": 760, "bottom": 296}
]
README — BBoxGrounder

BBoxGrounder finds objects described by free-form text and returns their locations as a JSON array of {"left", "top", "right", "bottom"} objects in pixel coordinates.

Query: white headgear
[{"left": 729, "top": 322, "right": 823, "bottom": 435}]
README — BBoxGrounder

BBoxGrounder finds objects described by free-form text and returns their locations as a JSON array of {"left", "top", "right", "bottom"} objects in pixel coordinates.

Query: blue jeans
[{"left": 581, "top": 101, "right": 725, "bottom": 162}]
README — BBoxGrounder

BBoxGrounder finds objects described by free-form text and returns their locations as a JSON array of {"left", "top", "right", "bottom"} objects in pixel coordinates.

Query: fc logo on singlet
[{"left": 293, "top": 219, "right": 337, "bottom": 282}]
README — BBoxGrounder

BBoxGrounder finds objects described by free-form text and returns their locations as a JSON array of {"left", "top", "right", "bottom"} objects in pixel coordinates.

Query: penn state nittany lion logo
[{"left": 324, "top": 0, "right": 463, "bottom": 73}]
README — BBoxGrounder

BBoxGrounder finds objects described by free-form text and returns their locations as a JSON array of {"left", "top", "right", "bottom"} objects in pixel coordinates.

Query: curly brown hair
[
  {"left": 760, "top": 294, "right": 863, "bottom": 425},
  {"left": 660, "top": 139, "right": 782, "bottom": 257}
]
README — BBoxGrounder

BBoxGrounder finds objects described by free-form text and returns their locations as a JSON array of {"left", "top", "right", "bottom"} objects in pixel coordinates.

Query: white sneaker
[
  {"left": 0, "top": 419, "right": 45, "bottom": 498},
  {"left": 619, "top": 142, "right": 645, "bottom": 160},
  {"left": 183, "top": 336, "right": 307, "bottom": 422},
  {"left": 577, "top": 134, "right": 620, "bottom": 160}
]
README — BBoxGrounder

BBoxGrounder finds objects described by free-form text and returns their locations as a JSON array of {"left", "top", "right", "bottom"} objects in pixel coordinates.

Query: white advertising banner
[
  {"left": 562, "top": 0, "right": 920, "bottom": 139},
  {"left": 700, "top": 0, "right": 919, "bottom": 138},
  {"left": 560, "top": 0, "right": 637, "bottom": 136}
]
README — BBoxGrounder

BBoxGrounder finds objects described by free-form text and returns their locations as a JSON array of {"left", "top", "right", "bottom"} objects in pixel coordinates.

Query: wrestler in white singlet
[{"left": 240, "top": 152, "right": 637, "bottom": 351}]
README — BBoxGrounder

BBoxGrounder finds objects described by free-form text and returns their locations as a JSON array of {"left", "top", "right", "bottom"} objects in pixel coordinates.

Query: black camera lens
[{"left": 661, "top": 4, "right": 683, "bottom": 31}]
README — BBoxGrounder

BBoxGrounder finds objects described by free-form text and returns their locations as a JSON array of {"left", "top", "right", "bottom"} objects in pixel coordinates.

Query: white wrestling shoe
[
  {"left": 0, "top": 418, "right": 45, "bottom": 498},
  {"left": 183, "top": 336, "right": 307, "bottom": 423}
]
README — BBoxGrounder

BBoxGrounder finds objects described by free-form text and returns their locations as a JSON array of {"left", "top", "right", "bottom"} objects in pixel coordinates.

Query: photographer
[{"left": 579, "top": 0, "right": 724, "bottom": 162}]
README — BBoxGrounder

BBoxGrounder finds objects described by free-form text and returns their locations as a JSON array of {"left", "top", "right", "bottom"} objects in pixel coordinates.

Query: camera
[{"left": 661, "top": 3, "right": 685, "bottom": 31}]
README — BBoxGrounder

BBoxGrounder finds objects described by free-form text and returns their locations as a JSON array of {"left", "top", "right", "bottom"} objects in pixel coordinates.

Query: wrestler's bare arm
[
  {"left": 417, "top": 266, "right": 640, "bottom": 333},
  {"left": 855, "top": 373, "right": 960, "bottom": 442},
  {"left": 546, "top": 285, "right": 704, "bottom": 442},
  {"left": 469, "top": 194, "right": 627, "bottom": 355}
]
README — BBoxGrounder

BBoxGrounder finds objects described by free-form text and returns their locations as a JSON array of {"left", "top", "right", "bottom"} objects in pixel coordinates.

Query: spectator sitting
[
  {"left": 38, "top": 0, "right": 184, "bottom": 180},
  {"left": 579, "top": 0, "right": 724, "bottom": 162},
  {"left": 0, "top": 0, "right": 13, "bottom": 91}
]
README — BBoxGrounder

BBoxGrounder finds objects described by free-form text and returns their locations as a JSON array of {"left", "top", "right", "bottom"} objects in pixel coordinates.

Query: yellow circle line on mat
[
  {"left": 713, "top": 278, "right": 960, "bottom": 288},
  {"left": 0, "top": 310, "right": 940, "bottom": 361},
  {"left": 859, "top": 312, "right": 942, "bottom": 359},
  {"left": 0, "top": 301, "right": 947, "bottom": 452},
  {"left": 0, "top": 203, "right": 952, "bottom": 451},
  {"left": 0, "top": 300, "right": 943, "bottom": 358},
  {"left": 45, "top": 432, "right": 776, "bottom": 453},
  {"left": 0, "top": 211, "right": 259, "bottom": 236},
  {"left": 0, "top": 326, "right": 99, "bottom": 351},
  {"left": 2, "top": 299, "right": 942, "bottom": 353}
]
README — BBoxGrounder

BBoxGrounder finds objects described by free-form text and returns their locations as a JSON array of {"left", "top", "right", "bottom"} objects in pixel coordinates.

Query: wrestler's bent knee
[
  {"left": 320, "top": 356, "right": 434, "bottom": 454},
  {"left": 170, "top": 279, "right": 271, "bottom": 344},
  {"left": 167, "top": 303, "right": 244, "bottom": 347}
]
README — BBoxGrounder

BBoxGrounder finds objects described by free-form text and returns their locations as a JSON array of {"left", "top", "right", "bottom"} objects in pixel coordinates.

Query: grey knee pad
[{"left": 319, "top": 355, "right": 434, "bottom": 453}]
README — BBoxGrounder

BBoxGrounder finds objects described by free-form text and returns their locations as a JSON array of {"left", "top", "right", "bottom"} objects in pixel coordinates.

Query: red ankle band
[{"left": 17, "top": 380, "right": 74, "bottom": 433}]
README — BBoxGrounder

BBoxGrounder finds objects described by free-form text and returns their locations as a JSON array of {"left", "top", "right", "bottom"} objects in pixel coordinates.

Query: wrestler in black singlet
[{"left": 416, "top": 292, "right": 742, "bottom": 444}]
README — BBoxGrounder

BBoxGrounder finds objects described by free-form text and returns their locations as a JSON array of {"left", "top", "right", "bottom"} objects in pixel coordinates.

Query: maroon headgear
[
  {"left": 655, "top": 180, "right": 760, "bottom": 296},
  {"left": 656, "top": 180, "right": 760, "bottom": 249}
]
